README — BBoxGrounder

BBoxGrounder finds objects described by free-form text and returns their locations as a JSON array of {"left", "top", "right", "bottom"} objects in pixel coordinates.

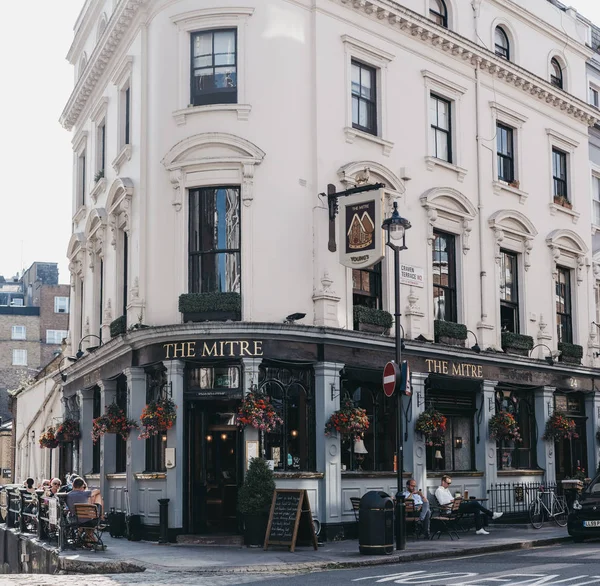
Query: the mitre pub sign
[{"left": 339, "top": 188, "right": 385, "bottom": 269}]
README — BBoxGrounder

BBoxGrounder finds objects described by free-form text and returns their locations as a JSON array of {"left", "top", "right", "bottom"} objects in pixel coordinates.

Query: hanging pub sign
[{"left": 339, "top": 189, "right": 385, "bottom": 269}]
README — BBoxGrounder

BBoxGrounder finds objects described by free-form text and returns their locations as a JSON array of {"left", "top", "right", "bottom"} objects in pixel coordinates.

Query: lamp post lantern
[{"left": 381, "top": 200, "right": 411, "bottom": 551}]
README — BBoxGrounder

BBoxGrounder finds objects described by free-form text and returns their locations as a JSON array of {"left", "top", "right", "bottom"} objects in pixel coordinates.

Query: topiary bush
[
  {"left": 353, "top": 306, "right": 393, "bottom": 329},
  {"left": 238, "top": 458, "right": 276, "bottom": 516},
  {"left": 558, "top": 342, "right": 583, "bottom": 359},
  {"left": 178, "top": 292, "right": 241, "bottom": 313},
  {"left": 501, "top": 332, "right": 534, "bottom": 352},
  {"left": 110, "top": 315, "right": 127, "bottom": 338},
  {"left": 434, "top": 320, "right": 467, "bottom": 340}
]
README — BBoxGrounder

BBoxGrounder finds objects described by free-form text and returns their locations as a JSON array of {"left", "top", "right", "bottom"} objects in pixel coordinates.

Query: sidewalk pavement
[{"left": 58, "top": 525, "right": 571, "bottom": 574}]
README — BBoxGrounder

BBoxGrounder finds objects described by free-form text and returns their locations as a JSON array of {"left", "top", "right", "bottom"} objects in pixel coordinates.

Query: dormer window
[
  {"left": 429, "top": 0, "right": 448, "bottom": 28},
  {"left": 495, "top": 27, "right": 510, "bottom": 61},
  {"left": 551, "top": 58, "right": 563, "bottom": 89}
]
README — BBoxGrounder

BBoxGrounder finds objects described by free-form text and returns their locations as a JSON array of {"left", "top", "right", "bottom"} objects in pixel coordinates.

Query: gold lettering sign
[
  {"left": 163, "top": 340, "right": 263, "bottom": 360},
  {"left": 425, "top": 359, "right": 483, "bottom": 379}
]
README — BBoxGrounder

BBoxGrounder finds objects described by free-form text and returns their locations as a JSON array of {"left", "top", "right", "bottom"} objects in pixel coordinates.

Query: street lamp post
[{"left": 381, "top": 200, "right": 411, "bottom": 551}]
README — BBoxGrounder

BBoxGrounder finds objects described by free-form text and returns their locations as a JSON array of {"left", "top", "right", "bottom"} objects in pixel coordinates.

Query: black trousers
[{"left": 458, "top": 501, "right": 493, "bottom": 530}]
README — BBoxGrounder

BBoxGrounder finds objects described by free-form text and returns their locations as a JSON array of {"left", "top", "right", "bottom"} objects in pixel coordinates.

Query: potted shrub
[
  {"left": 501, "top": 332, "right": 534, "bottom": 357},
  {"left": 434, "top": 320, "right": 467, "bottom": 347},
  {"left": 39, "top": 427, "right": 59, "bottom": 449},
  {"left": 553, "top": 195, "right": 572, "bottom": 210},
  {"left": 179, "top": 292, "right": 241, "bottom": 323},
  {"left": 139, "top": 397, "right": 177, "bottom": 440},
  {"left": 238, "top": 458, "right": 275, "bottom": 547},
  {"left": 324, "top": 398, "right": 370, "bottom": 441},
  {"left": 558, "top": 342, "right": 583, "bottom": 365},
  {"left": 55, "top": 419, "right": 81, "bottom": 443},
  {"left": 415, "top": 409, "right": 447, "bottom": 446},
  {"left": 543, "top": 411, "right": 578, "bottom": 442},
  {"left": 353, "top": 306, "right": 393, "bottom": 335},
  {"left": 110, "top": 315, "right": 127, "bottom": 338},
  {"left": 92, "top": 403, "right": 139, "bottom": 443}
]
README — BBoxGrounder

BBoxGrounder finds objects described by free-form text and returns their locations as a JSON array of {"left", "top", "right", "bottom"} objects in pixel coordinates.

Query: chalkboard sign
[{"left": 263, "top": 489, "right": 318, "bottom": 552}]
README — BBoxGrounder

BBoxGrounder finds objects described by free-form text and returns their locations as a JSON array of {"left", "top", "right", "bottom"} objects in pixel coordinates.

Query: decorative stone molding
[
  {"left": 404, "top": 287, "right": 424, "bottom": 339},
  {"left": 173, "top": 103, "right": 252, "bottom": 125},
  {"left": 492, "top": 181, "right": 528, "bottom": 204},
  {"left": 313, "top": 271, "right": 341, "bottom": 328},
  {"left": 545, "top": 229, "right": 588, "bottom": 284},
  {"left": 548, "top": 202, "right": 580, "bottom": 224},
  {"left": 106, "top": 177, "right": 134, "bottom": 246},
  {"left": 334, "top": 0, "right": 598, "bottom": 127},
  {"left": 89, "top": 177, "right": 107, "bottom": 204},
  {"left": 84, "top": 208, "right": 108, "bottom": 272},
  {"left": 111, "top": 144, "right": 132, "bottom": 175},
  {"left": 338, "top": 161, "right": 405, "bottom": 193},
  {"left": 344, "top": 127, "right": 394, "bottom": 156},
  {"left": 537, "top": 314, "right": 553, "bottom": 343},
  {"left": 488, "top": 209, "right": 537, "bottom": 270},
  {"left": 67, "top": 233, "right": 86, "bottom": 278},
  {"left": 425, "top": 156, "right": 467, "bottom": 182}
]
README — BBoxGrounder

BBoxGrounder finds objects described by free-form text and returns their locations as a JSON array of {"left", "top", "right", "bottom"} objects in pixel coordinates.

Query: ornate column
[
  {"left": 314, "top": 362, "right": 344, "bottom": 541},
  {"left": 78, "top": 389, "right": 95, "bottom": 476},
  {"left": 535, "top": 387, "right": 556, "bottom": 484},
  {"left": 478, "top": 380, "right": 498, "bottom": 495},
  {"left": 125, "top": 367, "right": 146, "bottom": 515},
  {"left": 98, "top": 379, "right": 117, "bottom": 502},
  {"left": 241, "top": 358, "right": 262, "bottom": 461},
  {"left": 407, "top": 372, "right": 427, "bottom": 493},
  {"left": 164, "top": 360, "right": 185, "bottom": 529}
]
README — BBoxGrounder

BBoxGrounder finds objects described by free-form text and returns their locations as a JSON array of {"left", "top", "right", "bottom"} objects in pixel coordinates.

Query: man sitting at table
[
  {"left": 434, "top": 475, "right": 503, "bottom": 535},
  {"left": 402, "top": 479, "right": 431, "bottom": 539}
]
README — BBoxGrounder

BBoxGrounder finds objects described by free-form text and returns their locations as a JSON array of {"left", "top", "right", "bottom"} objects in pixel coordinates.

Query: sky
[{"left": 0, "top": 0, "right": 598, "bottom": 286}]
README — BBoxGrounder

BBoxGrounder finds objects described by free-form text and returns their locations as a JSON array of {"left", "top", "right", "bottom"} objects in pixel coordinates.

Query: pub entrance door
[
  {"left": 554, "top": 392, "right": 588, "bottom": 482},
  {"left": 186, "top": 400, "right": 241, "bottom": 534}
]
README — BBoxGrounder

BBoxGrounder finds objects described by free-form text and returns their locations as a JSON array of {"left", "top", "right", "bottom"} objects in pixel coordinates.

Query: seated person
[
  {"left": 65, "top": 477, "right": 101, "bottom": 514},
  {"left": 49, "top": 478, "right": 62, "bottom": 496},
  {"left": 402, "top": 478, "right": 431, "bottom": 539},
  {"left": 434, "top": 475, "right": 503, "bottom": 535},
  {"left": 23, "top": 478, "right": 35, "bottom": 494}
]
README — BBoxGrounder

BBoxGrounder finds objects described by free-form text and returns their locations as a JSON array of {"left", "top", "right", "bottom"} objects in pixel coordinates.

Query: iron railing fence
[{"left": 487, "top": 482, "right": 561, "bottom": 517}]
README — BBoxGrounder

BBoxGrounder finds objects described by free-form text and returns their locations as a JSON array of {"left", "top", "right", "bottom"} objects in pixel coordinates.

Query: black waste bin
[{"left": 358, "top": 490, "right": 394, "bottom": 555}]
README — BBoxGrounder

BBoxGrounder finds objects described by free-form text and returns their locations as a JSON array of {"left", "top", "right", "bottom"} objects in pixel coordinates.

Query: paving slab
[{"left": 57, "top": 525, "right": 571, "bottom": 574}]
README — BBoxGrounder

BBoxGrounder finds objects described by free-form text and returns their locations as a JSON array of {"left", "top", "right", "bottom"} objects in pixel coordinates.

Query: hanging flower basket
[
  {"left": 236, "top": 391, "right": 283, "bottom": 433},
  {"left": 543, "top": 411, "right": 578, "bottom": 441},
  {"left": 92, "top": 403, "right": 139, "bottom": 443},
  {"left": 139, "top": 397, "right": 177, "bottom": 440},
  {"left": 324, "top": 398, "right": 370, "bottom": 442},
  {"left": 415, "top": 409, "right": 447, "bottom": 446},
  {"left": 489, "top": 411, "right": 521, "bottom": 443},
  {"left": 55, "top": 418, "right": 81, "bottom": 443},
  {"left": 39, "top": 427, "right": 59, "bottom": 449}
]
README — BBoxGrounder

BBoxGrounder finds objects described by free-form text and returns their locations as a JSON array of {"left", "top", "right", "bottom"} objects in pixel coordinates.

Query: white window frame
[
  {"left": 11, "top": 326, "right": 26, "bottom": 340},
  {"left": 90, "top": 97, "right": 108, "bottom": 202},
  {"left": 112, "top": 56, "right": 133, "bottom": 174},
  {"left": 422, "top": 70, "right": 467, "bottom": 182},
  {"left": 547, "top": 129, "right": 580, "bottom": 223},
  {"left": 171, "top": 7, "right": 254, "bottom": 125},
  {"left": 54, "top": 296, "right": 70, "bottom": 314},
  {"left": 592, "top": 165, "right": 600, "bottom": 230},
  {"left": 490, "top": 101, "right": 528, "bottom": 203},
  {"left": 12, "top": 349, "right": 27, "bottom": 366},
  {"left": 590, "top": 84, "right": 599, "bottom": 109},
  {"left": 342, "top": 35, "right": 394, "bottom": 156},
  {"left": 46, "top": 330, "right": 68, "bottom": 345}
]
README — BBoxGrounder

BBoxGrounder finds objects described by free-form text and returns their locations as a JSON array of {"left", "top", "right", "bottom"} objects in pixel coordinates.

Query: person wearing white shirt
[
  {"left": 402, "top": 479, "right": 431, "bottom": 538},
  {"left": 434, "top": 475, "right": 503, "bottom": 535}
]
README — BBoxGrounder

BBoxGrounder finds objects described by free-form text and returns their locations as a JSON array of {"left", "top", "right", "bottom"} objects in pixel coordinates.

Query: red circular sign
[{"left": 383, "top": 362, "right": 400, "bottom": 397}]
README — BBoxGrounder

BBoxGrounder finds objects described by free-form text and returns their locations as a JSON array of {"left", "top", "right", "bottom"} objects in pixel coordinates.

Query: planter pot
[
  {"left": 559, "top": 355, "right": 581, "bottom": 365},
  {"left": 503, "top": 345, "right": 530, "bottom": 357},
  {"left": 243, "top": 513, "right": 269, "bottom": 547},
  {"left": 438, "top": 335, "right": 465, "bottom": 347},
  {"left": 182, "top": 310, "right": 241, "bottom": 323},
  {"left": 358, "top": 322, "right": 388, "bottom": 335}
]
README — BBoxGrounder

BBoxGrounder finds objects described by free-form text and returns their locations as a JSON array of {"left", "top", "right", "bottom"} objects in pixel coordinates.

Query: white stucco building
[{"left": 57, "top": 0, "right": 600, "bottom": 540}]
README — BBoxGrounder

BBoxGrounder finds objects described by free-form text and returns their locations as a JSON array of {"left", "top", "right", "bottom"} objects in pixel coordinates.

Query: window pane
[
  {"left": 351, "top": 63, "right": 361, "bottom": 95},
  {"left": 436, "top": 130, "right": 448, "bottom": 161},
  {"left": 360, "top": 68, "right": 372, "bottom": 99},
  {"left": 436, "top": 99, "right": 449, "bottom": 130},
  {"left": 214, "top": 31, "right": 235, "bottom": 55},
  {"left": 193, "top": 56, "right": 212, "bottom": 69},
  {"left": 358, "top": 100, "right": 368, "bottom": 128},
  {"left": 213, "top": 67, "right": 236, "bottom": 88},
  {"left": 193, "top": 32, "right": 213, "bottom": 58}
]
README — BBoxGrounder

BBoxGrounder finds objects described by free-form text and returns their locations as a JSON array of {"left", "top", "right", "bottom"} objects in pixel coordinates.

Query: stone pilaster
[
  {"left": 535, "top": 387, "right": 556, "bottom": 484},
  {"left": 478, "top": 380, "right": 498, "bottom": 495},
  {"left": 315, "top": 362, "right": 344, "bottom": 540},
  {"left": 78, "top": 388, "right": 95, "bottom": 476},
  {"left": 164, "top": 360, "right": 185, "bottom": 529},
  {"left": 241, "top": 358, "right": 262, "bottom": 460},
  {"left": 98, "top": 379, "right": 117, "bottom": 502},
  {"left": 407, "top": 372, "right": 427, "bottom": 493},
  {"left": 125, "top": 367, "right": 146, "bottom": 514}
]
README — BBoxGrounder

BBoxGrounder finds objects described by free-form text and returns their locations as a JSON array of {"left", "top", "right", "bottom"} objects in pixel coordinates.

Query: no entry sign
[{"left": 383, "top": 361, "right": 400, "bottom": 397}]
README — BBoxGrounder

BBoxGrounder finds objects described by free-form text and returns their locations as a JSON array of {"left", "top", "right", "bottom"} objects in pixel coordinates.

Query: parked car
[{"left": 568, "top": 475, "right": 600, "bottom": 542}]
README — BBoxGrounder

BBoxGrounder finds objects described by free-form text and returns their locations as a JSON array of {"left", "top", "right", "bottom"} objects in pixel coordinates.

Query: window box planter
[
  {"left": 110, "top": 315, "right": 127, "bottom": 338},
  {"left": 553, "top": 196, "right": 572, "bottom": 210},
  {"left": 353, "top": 306, "right": 393, "bottom": 335},
  {"left": 434, "top": 320, "right": 467, "bottom": 347},
  {"left": 179, "top": 292, "right": 241, "bottom": 323},
  {"left": 558, "top": 342, "right": 583, "bottom": 365},
  {"left": 501, "top": 332, "right": 534, "bottom": 356}
]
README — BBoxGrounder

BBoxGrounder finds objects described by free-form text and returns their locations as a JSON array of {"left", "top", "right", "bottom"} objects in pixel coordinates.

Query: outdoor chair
[
  {"left": 403, "top": 500, "right": 424, "bottom": 539},
  {"left": 430, "top": 497, "right": 462, "bottom": 540},
  {"left": 67, "top": 504, "right": 106, "bottom": 551},
  {"left": 350, "top": 497, "right": 360, "bottom": 522}
]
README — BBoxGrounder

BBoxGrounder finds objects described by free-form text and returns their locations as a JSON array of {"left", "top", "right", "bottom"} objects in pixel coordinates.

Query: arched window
[
  {"left": 495, "top": 27, "right": 510, "bottom": 60},
  {"left": 551, "top": 58, "right": 563, "bottom": 89},
  {"left": 429, "top": 0, "right": 448, "bottom": 28},
  {"left": 261, "top": 365, "right": 315, "bottom": 472}
]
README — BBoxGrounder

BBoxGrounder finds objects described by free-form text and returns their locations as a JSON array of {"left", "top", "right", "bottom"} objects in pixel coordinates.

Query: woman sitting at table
[{"left": 434, "top": 475, "right": 503, "bottom": 535}]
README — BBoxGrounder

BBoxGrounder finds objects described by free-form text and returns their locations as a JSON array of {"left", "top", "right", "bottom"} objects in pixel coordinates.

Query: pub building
[{"left": 59, "top": 325, "right": 599, "bottom": 541}]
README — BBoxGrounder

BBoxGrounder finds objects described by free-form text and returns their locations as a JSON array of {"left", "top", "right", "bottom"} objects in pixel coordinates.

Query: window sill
[
  {"left": 173, "top": 103, "right": 251, "bottom": 125},
  {"left": 105, "top": 473, "right": 126, "bottom": 480},
  {"left": 497, "top": 469, "right": 544, "bottom": 477},
  {"left": 90, "top": 177, "right": 107, "bottom": 203},
  {"left": 426, "top": 471, "right": 483, "bottom": 478},
  {"left": 73, "top": 205, "right": 87, "bottom": 225},
  {"left": 492, "top": 180, "right": 527, "bottom": 204},
  {"left": 112, "top": 144, "right": 132, "bottom": 175},
  {"left": 425, "top": 156, "right": 467, "bottom": 182},
  {"left": 273, "top": 472, "right": 323, "bottom": 479},
  {"left": 549, "top": 202, "right": 580, "bottom": 224},
  {"left": 84, "top": 474, "right": 101, "bottom": 481},
  {"left": 344, "top": 127, "right": 394, "bottom": 156},
  {"left": 134, "top": 472, "right": 167, "bottom": 480},
  {"left": 342, "top": 471, "right": 412, "bottom": 479}
]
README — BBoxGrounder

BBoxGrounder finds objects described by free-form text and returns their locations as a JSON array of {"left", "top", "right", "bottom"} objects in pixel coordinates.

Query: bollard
[
  {"left": 394, "top": 492, "right": 406, "bottom": 551},
  {"left": 35, "top": 490, "right": 45, "bottom": 540},
  {"left": 158, "top": 498, "right": 170, "bottom": 544}
]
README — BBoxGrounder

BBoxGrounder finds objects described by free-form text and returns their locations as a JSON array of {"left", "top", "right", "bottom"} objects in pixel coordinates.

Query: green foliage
[
  {"left": 434, "top": 320, "right": 467, "bottom": 340},
  {"left": 501, "top": 332, "right": 534, "bottom": 351},
  {"left": 178, "top": 292, "right": 241, "bottom": 314},
  {"left": 110, "top": 315, "right": 127, "bottom": 338},
  {"left": 558, "top": 342, "right": 583, "bottom": 359},
  {"left": 353, "top": 306, "right": 393, "bottom": 329},
  {"left": 237, "top": 458, "right": 276, "bottom": 515}
]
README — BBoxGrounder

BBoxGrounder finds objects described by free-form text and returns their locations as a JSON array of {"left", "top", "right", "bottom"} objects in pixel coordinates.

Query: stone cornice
[
  {"left": 60, "top": 0, "right": 149, "bottom": 131},
  {"left": 335, "top": 0, "right": 599, "bottom": 127}
]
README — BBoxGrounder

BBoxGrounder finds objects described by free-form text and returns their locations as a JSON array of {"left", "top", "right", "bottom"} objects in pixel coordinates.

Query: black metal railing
[{"left": 487, "top": 482, "right": 561, "bottom": 517}]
